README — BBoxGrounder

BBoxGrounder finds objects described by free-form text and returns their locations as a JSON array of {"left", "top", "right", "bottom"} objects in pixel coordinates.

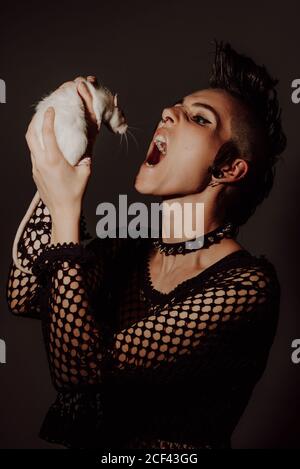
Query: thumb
[
  {"left": 42, "top": 107, "right": 63, "bottom": 163},
  {"left": 76, "top": 157, "right": 92, "bottom": 176}
]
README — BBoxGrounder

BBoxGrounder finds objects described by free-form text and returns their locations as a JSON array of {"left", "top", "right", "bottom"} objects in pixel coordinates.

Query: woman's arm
[
  {"left": 6, "top": 77, "right": 97, "bottom": 318},
  {"left": 6, "top": 200, "right": 51, "bottom": 317},
  {"left": 6, "top": 198, "right": 92, "bottom": 318}
]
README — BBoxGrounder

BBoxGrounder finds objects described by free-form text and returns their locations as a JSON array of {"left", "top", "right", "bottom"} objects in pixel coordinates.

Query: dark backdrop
[{"left": 0, "top": 0, "right": 299, "bottom": 449}]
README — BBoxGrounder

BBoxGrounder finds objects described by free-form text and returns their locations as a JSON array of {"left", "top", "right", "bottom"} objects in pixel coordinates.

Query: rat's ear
[{"left": 113, "top": 93, "right": 118, "bottom": 107}]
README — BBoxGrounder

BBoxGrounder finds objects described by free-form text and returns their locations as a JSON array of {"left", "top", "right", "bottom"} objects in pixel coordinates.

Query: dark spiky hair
[{"left": 208, "top": 40, "right": 286, "bottom": 226}]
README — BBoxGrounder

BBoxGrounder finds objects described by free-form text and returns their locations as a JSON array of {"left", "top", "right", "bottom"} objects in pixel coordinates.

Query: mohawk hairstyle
[{"left": 208, "top": 40, "right": 286, "bottom": 226}]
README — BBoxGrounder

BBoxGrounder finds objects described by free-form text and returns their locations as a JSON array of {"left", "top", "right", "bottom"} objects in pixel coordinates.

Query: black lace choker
[{"left": 152, "top": 222, "right": 237, "bottom": 256}]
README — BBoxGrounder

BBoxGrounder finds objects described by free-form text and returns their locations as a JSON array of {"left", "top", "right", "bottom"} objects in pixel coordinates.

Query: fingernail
[{"left": 78, "top": 157, "right": 91, "bottom": 166}]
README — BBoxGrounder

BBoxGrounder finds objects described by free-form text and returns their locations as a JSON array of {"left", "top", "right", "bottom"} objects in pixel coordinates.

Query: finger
[
  {"left": 76, "top": 157, "right": 92, "bottom": 178},
  {"left": 42, "top": 107, "right": 63, "bottom": 163},
  {"left": 74, "top": 76, "right": 86, "bottom": 84},
  {"left": 30, "top": 151, "right": 37, "bottom": 173},
  {"left": 77, "top": 157, "right": 92, "bottom": 166},
  {"left": 87, "top": 75, "right": 98, "bottom": 87},
  {"left": 25, "top": 117, "right": 45, "bottom": 159},
  {"left": 77, "top": 81, "right": 96, "bottom": 121}
]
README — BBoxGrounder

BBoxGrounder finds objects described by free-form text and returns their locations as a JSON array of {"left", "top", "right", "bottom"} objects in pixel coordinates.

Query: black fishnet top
[{"left": 6, "top": 200, "right": 280, "bottom": 449}]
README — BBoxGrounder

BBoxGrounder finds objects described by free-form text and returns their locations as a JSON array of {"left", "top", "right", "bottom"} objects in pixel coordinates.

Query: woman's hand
[
  {"left": 25, "top": 75, "right": 100, "bottom": 244},
  {"left": 26, "top": 107, "right": 91, "bottom": 244}
]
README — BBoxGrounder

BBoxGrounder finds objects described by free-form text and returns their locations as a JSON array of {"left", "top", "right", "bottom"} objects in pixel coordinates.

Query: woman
[{"left": 6, "top": 42, "right": 286, "bottom": 449}]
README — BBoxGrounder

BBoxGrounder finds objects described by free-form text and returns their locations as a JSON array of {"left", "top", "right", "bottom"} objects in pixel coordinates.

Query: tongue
[{"left": 146, "top": 144, "right": 161, "bottom": 165}]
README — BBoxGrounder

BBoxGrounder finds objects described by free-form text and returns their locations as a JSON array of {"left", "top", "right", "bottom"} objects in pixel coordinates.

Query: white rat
[{"left": 12, "top": 77, "right": 128, "bottom": 275}]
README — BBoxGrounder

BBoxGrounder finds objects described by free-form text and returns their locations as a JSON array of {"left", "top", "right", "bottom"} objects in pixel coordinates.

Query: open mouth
[{"left": 145, "top": 134, "right": 167, "bottom": 167}]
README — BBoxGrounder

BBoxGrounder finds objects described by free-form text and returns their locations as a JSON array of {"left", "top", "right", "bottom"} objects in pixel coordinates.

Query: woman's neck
[{"left": 160, "top": 191, "right": 224, "bottom": 244}]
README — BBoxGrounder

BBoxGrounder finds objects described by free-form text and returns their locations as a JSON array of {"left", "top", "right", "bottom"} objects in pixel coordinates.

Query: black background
[{"left": 0, "top": 0, "right": 299, "bottom": 448}]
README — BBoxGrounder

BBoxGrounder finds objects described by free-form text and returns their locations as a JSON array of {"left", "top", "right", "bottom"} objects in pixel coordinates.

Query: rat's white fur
[{"left": 12, "top": 78, "right": 128, "bottom": 275}]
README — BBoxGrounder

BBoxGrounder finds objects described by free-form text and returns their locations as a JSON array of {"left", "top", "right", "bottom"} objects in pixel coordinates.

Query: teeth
[
  {"left": 146, "top": 162, "right": 155, "bottom": 167},
  {"left": 154, "top": 135, "right": 167, "bottom": 143},
  {"left": 154, "top": 135, "right": 167, "bottom": 155},
  {"left": 156, "top": 141, "right": 166, "bottom": 153}
]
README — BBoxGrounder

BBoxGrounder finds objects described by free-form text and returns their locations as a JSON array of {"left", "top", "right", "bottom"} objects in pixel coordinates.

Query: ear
[
  {"left": 221, "top": 158, "right": 249, "bottom": 183},
  {"left": 113, "top": 93, "right": 118, "bottom": 107}
]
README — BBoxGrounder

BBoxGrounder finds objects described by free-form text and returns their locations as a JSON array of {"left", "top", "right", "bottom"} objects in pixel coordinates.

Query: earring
[
  {"left": 207, "top": 166, "right": 224, "bottom": 188},
  {"left": 207, "top": 180, "right": 221, "bottom": 188}
]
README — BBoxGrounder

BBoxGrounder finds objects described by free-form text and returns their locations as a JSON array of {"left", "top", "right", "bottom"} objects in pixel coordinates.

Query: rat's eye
[{"left": 192, "top": 114, "right": 211, "bottom": 126}]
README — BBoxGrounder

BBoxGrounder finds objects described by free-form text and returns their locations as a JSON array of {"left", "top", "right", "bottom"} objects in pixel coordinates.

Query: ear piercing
[
  {"left": 207, "top": 165, "right": 225, "bottom": 188},
  {"left": 211, "top": 167, "right": 224, "bottom": 178},
  {"left": 208, "top": 180, "right": 221, "bottom": 188}
]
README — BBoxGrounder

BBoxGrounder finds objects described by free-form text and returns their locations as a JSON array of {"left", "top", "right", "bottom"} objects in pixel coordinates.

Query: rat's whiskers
[
  {"left": 126, "top": 129, "right": 139, "bottom": 150},
  {"left": 127, "top": 124, "right": 143, "bottom": 132}
]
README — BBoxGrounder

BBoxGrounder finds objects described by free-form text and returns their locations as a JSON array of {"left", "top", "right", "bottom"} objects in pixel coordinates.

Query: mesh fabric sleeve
[
  {"left": 6, "top": 200, "right": 91, "bottom": 319},
  {"left": 6, "top": 200, "right": 52, "bottom": 318}
]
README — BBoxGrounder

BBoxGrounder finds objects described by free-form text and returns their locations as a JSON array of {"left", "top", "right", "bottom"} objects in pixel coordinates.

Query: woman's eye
[{"left": 192, "top": 115, "right": 211, "bottom": 126}]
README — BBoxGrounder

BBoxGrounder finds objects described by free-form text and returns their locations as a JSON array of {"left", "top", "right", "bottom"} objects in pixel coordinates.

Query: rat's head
[{"left": 107, "top": 93, "right": 128, "bottom": 134}]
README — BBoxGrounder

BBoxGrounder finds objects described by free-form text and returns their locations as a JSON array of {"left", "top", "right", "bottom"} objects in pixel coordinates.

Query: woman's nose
[{"left": 161, "top": 106, "right": 179, "bottom": 125}]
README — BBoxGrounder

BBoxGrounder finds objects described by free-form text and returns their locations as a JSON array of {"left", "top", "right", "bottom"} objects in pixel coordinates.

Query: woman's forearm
[
  {"left": 7, "top": 200, "right": 52, "bottom": 316},
  {"left": 39, "top": 250, "right": 103, "bottom": 390},
  {"left": 51, "top": 209, "right": 81, "bottom": 245}
]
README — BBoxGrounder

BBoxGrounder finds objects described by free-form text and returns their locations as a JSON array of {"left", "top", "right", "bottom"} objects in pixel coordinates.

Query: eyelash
[
  {"left": 173, "top": 104, "right": 212, "bottom": 126},
  {"left": 192, "top": 114, "right": 211, "bottom": 126}
]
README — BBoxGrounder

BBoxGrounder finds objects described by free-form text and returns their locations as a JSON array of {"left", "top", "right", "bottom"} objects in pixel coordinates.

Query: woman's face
[{"left": 134, "top": 88, "right": 238, "bottom": 197}]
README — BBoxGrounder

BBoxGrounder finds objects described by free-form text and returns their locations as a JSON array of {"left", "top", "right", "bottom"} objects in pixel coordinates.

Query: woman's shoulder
[
  {"left": 221, "top": 249, "right": 279, "bottom": 282},
  {"left": 205, "top": 248, "right": 281, "bottom": 303},
  {"left": 221, "top": 247, "right": 277, "bottom": 268}
]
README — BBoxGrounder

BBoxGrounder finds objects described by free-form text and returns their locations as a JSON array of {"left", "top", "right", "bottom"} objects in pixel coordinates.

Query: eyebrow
[{"left": 173, "top": 98, "right": 220, "bottom": 124}]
